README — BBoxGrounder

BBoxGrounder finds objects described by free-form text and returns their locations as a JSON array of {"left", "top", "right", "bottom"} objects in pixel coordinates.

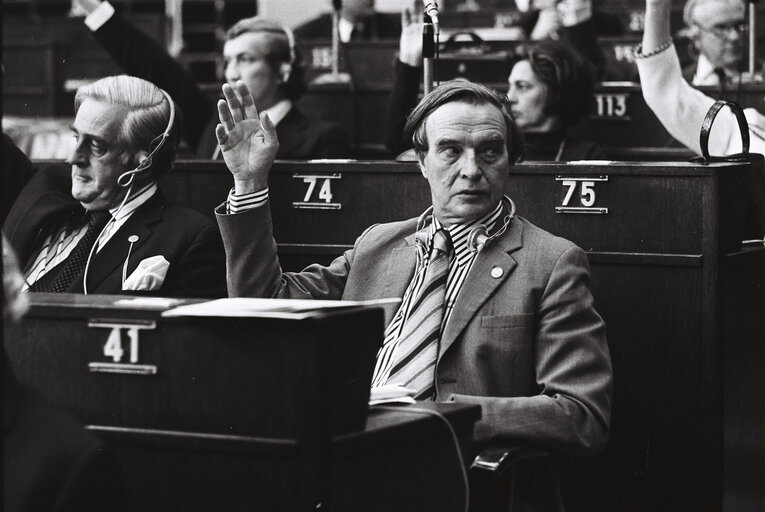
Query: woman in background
[{"left": 384, "top": 8, "right": 603, "bottom": 161}]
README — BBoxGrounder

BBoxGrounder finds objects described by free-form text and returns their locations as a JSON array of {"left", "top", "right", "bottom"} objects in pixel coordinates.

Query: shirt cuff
[
  {"left": 227, "top": 187, "right": 269, "bottom": 214},
  {"left": 84, "top": 1, "right": 115, "bottom": 31}
]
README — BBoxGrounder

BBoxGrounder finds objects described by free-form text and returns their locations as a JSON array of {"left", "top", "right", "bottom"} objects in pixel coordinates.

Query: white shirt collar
[
  {"left": 693, "top": 53, "right": 733, "bottom": 86},
  {"left": 263, "top": 99, "right": 292, "bottom": 126}
]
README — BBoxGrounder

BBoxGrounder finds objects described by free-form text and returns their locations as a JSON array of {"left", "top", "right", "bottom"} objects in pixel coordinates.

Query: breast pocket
[
  {"left": 476, "top": 314, "right": 537, "bottom": 390},
  {"left": 477, "top": 314, "right": 536, "bottom": 356}
]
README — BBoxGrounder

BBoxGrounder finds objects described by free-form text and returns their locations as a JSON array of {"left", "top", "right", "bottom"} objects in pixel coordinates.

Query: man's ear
[{"left": 418, "top": 154, "right": 428, "bottom": 178}]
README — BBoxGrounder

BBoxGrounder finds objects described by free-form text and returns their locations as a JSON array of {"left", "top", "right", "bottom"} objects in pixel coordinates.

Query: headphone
[
  {"left": 279, "top": 24, "right": 297, "bottom": 83},
  {"left": 254, "top": 24, "right": 297, "bottom": 84},
  {"left": 415, "top": 195, "right": 516, "bottom": 253},
  {"left": 117, "top": 87, "right": 176, "bottom": 188}
]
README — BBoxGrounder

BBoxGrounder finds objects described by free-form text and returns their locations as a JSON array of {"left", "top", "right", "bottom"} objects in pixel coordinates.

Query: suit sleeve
[
  {"left": 451, "top": 246, "right": 612, "bottom": 456},
  {"left": 90, "top": 15, "right": 215, "bottom": 152},
  {"left": 383, "top": 61, "right": 420, "bottom": 155},
  {"left": 160, "top": 222, "right": 228, "bottom": 299},
  {"left": 216, "top": 203, "right": 362, "bottom": 299}
]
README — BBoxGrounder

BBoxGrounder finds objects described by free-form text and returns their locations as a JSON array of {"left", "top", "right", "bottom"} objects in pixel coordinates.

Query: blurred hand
[
  {"left": 399, "top": 8, "right": 423, "bottom": 68},
  {"left": 72, "top": 0, "right": 103, "bottom": 16},
  {"left": 215, "top": 81, "right": 279, "bottom": 195},
  {"left": 556, "top": 0, "right": 593, "bottom": 27}
]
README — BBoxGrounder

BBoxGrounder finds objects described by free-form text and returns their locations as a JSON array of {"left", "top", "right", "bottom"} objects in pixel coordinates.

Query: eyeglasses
[{"left": 694, "top": 21, "right": 747, "bottom": 39}]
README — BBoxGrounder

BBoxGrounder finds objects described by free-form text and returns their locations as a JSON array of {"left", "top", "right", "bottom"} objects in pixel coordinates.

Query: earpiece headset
[
  {"left": 254, "top": 23, "right": 297, "bottom": 84},
  {"left": 117, "top": 87, "right": 176, "bottom": 188},
  {"left": 415, "top": 195, "right": 516, "bottom": 253},
  {"left": 278, "top": 24, "right": 296, "bottom": 83}
]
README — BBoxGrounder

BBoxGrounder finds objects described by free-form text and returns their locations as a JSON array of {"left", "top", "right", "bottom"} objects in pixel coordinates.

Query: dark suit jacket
[
  {"left": 217, "top": 204, "right": 612, "bottom": 458},
  {"left": 4, "top": 164, "right": 226, "bottom": 298},
  {"left": 294, "top": 12, "right": 401, "bottom": 41},
  {"left": 91, "top": 14, "right": 352, "bottom": 159},
  {"left": 196, "top": 103, "right": 352, "bottom": 160}
]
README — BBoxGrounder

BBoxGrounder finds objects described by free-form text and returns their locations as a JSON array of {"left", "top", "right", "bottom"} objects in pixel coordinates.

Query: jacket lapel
[
  {"left": 438, "top": 217, "right": 524, "bottom": 362},
  {"left": 77, "top": 193, "right": 162, "bottom": 293},
  {"left": 380, "top": 232, "right": 419, "bottom": 325}
]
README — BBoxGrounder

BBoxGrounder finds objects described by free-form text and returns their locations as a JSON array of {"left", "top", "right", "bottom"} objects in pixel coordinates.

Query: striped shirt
[
  {"left": 23, "top": 182, "right": 158, "bottom": 291},
  {"left": 371, "top": 202, "right": 504, "bottom": 388}
]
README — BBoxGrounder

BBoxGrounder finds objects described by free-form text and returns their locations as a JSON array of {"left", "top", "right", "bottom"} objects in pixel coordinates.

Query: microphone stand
[
  {"left": 423, "top": 13, "right": 435, "bottom": 95},
  {"left": 743, "top": 0, "right": 762, "bottom": 82},
  {"left": 313, "top": 1, "right": 351, "bottom": 84}
]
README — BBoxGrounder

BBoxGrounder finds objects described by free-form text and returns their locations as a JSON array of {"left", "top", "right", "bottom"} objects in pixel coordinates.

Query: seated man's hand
[{"left": 215, "top": 81, "right": 279, "bottom": 195}]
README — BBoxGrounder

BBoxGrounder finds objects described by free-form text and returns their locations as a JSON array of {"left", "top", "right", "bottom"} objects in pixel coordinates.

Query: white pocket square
[{"left": 122, "top": 255, "right": 170, "bottom": 291}]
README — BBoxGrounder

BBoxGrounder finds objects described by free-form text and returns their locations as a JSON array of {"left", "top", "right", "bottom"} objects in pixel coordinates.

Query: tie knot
[
  {"left": 432, "top": 228, "right": 453, "bottom": 258},
  {"left": 86, "top": 211, "right": 111, "bottom": 230}
]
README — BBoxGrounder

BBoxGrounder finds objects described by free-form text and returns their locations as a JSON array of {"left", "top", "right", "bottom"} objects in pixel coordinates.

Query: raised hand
[
  {"left": 399, "top": 8, "right": 423, "bottom": 67},
  {"left": 642, "top": 0, "right": 672, "bottom": 55},
  {"left": 215, "top": 81, "right": 279, "bottom": 194}
]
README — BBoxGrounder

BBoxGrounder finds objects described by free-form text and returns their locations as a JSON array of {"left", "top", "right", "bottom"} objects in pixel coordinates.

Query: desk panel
[{"left": 5, "top": 295, "right": 382, "bottom": 439}]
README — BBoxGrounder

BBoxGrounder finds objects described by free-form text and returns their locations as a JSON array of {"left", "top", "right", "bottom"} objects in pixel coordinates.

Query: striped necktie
[
  {"left": 29, "top": 211, "right": 111, "bottom": 293},
  {"left": 387, "top": 228, "right": 453, "bottom": 399}
]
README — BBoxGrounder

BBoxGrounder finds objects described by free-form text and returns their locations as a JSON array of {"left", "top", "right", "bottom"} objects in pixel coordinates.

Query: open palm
[{"left": 215, "top": 81, "right": 279, "bottom": 191}]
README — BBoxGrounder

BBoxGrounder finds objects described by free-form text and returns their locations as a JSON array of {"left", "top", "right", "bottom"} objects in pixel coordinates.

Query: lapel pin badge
[{"left": 491, "top": 267, "right": 503, "bottom": 278}]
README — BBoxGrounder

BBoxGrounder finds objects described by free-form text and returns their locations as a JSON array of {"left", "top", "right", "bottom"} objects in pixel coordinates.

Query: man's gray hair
[
  {"left": 74, "top": 75, "right": 176, "bottom": 170},
  {"left": 683, "top": 0, "right": 744, "bottom": 28}
]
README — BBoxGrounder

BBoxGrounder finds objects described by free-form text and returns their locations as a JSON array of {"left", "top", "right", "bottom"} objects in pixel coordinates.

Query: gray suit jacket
[{"left": 217, "top": 204, "right": 612, "bottom": 456}]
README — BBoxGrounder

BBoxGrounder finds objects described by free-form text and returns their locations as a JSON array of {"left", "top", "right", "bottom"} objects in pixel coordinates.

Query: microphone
[
  {"left": 332, "top": 0, "right": 342, "bottom": 12},
  {"left": 424, "top": 0, "right": 440, "bottom": 35},
  {"left": 423, "top": 13, "right": 435, "bottom": 95},
  {"left": 466, "top": 196, "right": 517, "bottom": 253}
]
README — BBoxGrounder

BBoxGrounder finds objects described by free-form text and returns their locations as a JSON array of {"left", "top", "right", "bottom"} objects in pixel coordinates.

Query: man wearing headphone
[
  {"left": 4, "top": 75, "right": 227, "bottom": 297},
  {"left": 75, "top": 0, "right": 352, "bottom": 160},
  {"left": 215, "top": 78, "right": 612, "bottom": 510},
  {"left": 680, "top": 0, "right": 751, "bottom": 87}
]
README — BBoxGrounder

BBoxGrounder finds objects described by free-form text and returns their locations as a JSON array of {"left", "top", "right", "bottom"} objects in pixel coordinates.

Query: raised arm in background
[{"left": 636, "top": 0, "right": 765, "bottom": 155}]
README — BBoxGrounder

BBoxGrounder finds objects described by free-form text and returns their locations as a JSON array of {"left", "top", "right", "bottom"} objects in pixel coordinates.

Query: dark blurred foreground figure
[
  {"left": 4, "top": 75, "right": 226, "bottom": 297},
  {"left": 3, "top": 235, "right": 127, "bottom": 512},
  {"left": 2, "top": 134, "right": 36, "bottom": 222},
  {"left": 294, "top": 0, "right": 401, "bottom": 42},
  {"left": 384, "top": 8, "right": 603, "bottom": 161},
  {"left": 213, "top": 78, "right": 613, "bottom": 511},
  {"left": 76, "top": 0, "right": 351, "bottom": 159}
]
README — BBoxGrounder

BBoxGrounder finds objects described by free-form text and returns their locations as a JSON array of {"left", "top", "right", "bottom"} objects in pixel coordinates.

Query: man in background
[
  {"left": 76, "top": 0, "right": 351, "bottom": 159},
  {"left": 681, "top": 0, "right": 750, "bottom": 86},
  {"left": 294, "top": 0, "right": 401, "bottom": 42}
]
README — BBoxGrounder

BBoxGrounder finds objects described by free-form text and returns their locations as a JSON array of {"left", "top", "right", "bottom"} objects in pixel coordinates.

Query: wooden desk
[
  {"left": 81, "top": 402, "right": 479, "bottom": 512},
  {"left": 5, "top": 294, "right": 480, "bottom": 511}
]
